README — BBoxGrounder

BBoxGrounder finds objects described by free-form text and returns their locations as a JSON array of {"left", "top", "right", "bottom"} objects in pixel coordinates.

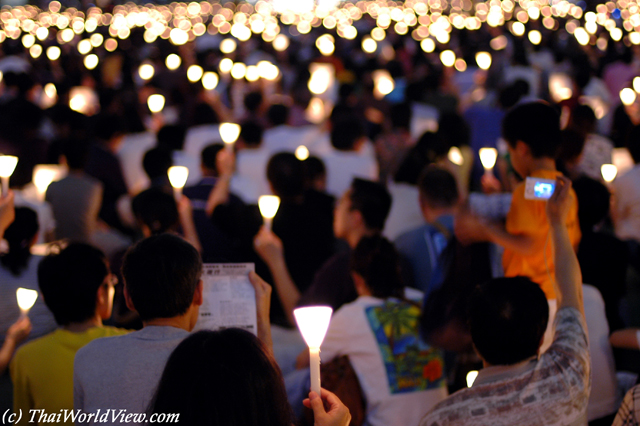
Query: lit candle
[
  {"left": 168, "top": 166, "right": 189, "bottom": 199},
  {"left": 33, "top": 164, "right": 64, "bottom": 202},
  {"left": 479, "top": 148, "right": 498, "bottom": 177},
  {"left": 258, "top": 195, "right": 280, "bottom": 231},
  {"left": 147, "top": 94, "right": 165, "bottom": 114},
  {"left": 16, "top": 288, "right": 38, "bottom": 318},
  {"left": 293, "top": 306, "right": 333, "bottom": 396},
  {"left": 601, "top": 164, "right": 617, "bottom": 183},
  {"left": 0, "top": 155, "right": 18, "bottom": 198},
  {"left": 219, "top": 123, "right": 241, "bottom": 152}
]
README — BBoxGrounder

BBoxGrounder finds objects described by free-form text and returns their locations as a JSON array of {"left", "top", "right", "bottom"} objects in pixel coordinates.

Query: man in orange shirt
[{"left": 456, "top": 102, "right": 581, "bottom": 351}]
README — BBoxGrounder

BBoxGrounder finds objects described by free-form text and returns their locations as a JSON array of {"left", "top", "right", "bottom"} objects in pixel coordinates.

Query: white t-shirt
[
  {"left": 321, "top": 146, "right": 379, "bottom": 198},
  {"left": 613, "top": 164, "right": 640, "bottom": 242},
  {"left": 321, "top": 289, "right": 448, "bottom": 426}
]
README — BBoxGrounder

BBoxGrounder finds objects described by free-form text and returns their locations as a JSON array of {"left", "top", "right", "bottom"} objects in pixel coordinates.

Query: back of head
[
  {"left": 394, "top": 132, "right": 448, "bottom": 185},
  {"left": 267, "top": 104, "right": 289, "bottom": 127},
  {"left": 303, "top": 156, "right": 326, "bottom": 185},
  {"left": 573, "top": 176, "right": 610, "bottom": 232},
  {"left": 201, "top": 144, "right": 224, "bottom": 174},
  {"left": 132, "top": 188, "right": 179, "bottom": 235},
  {"left": 502, "top": 102, "right": 561, "bottom": 159},
  {"left": 240, "top": 121, "right": 264, "bottom": 148},
  {"left": 92, "top": 113, "right": 124, "bottom": 142},
  {"left": 157, "top": 125, "right": 187, "bottom": 151},
  {"left": 390, "top": 103, "right": 412, "bottom": 130},
  {"left": 557, "top": 129, "right": 586, "bottom": 167},
  {"left": 38, "top": 243, "right": 109, "bottom": 326},
  {"left": 331, "top": 117, "right": 365, "bottom": 151},
  {"left": 150, "top": 329, "right": 292, "bottom": 426},
  {"left": 62, "top": 138, "right": 90, "bottom": 170},
  {"left": 1, "top": 207, "right": 38, "bottom": 276},
  {"left": 122, "top": 234, "right": 202, "bottom": 322},
  {"left": 627, "top": 125, "right": 640, "bottom": 164},
  {"left": 469, "top": 277, "right": 549, "bottom": 365},
  {"left": 571, "top": 104, "right": 597, "bottom": 135},
  {"left": 266, "top": 152, "right": 304, "bottom": 198},
  {"left": 351, "top": 235, "right": 404, "bottom": 299},
  {"left": 193, "top": 103, "right": 220, "bottom": 126},
  {"left": 143, "top": 147, "right": 173, "bottom": 180},
  {"left": 349, "top": 178, "right": 392, "bottom": 232},
  {"left": 418, "top": 166, "right": 459, "bottom": 209},
  {"left": 437, "top": 113, "right": 470, "bottom": 147},
  {"left": 244, "top": 91, "right": 264, "bottom": 114}
]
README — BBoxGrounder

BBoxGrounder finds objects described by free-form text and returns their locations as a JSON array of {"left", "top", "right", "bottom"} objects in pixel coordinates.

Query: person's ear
[
  {"left": 515, "top": 140, "right": 531, "bottom": 158},
  {"left": 124, "top": 285, "right": 136, "bottom": 313},
  {"left": 193, "top": 279, "right": 204, "bottom": 307},
  {"left": 351, "top": 272, "right": 370, "bottom": 296}
]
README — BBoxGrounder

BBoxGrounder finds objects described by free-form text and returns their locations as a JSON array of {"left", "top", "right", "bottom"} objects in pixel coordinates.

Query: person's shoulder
[
  {"left": 13, "top": 330, "right": 59, "bottom": 360},
  {"left": 395, "top": 224, "right": 429, "bottom": 245},
  {"left": 75, "top": 330, "right": 132, "bottom": 365},
  {"left": 419, "top": 388, "right": 475, "bottom": 426}
]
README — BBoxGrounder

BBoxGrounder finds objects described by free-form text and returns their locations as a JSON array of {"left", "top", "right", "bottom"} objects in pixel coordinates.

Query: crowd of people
[{"left": 0, "top": 6, "right": 639, "bottom": 425}]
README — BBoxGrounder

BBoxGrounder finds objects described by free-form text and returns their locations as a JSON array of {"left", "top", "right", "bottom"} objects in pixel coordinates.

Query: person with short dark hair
[
  {"left": 11, "top": 243, "right": 127, "bottom": 426},
  {"left": 321, "top": 117, "right": 379, "bottom": 198},
  {"left": 395, "top": 166, "right": 459, "bottom": 295},
  {"left": 84, "top": 113, "right": 130, "bottom": 233},
  {"left": 183, "top": 143, "right": 244, "bottom": 261},
  {"left": 456, "top": 102, "right": 581, "bottom": 351},
  {"left": 46, "top": 139, "right": 105, "bottom": 246},
  {"left": 421, "top": 177, "right": 590, "bottom": 426},
  {"left": 255, "top": 178, "right": 391, "bottom": 325},
  {"left": 142, "top": 147, "right": 173, "bottom": 189},
  {"left": 263, "top": 153, "right": 335, "bottom": 324},
  {"left": 149, "top": 329, "right": 350, "bottom": 426},
  {"left": 73, "top": 234, "right": 274, "bottom": 424}
]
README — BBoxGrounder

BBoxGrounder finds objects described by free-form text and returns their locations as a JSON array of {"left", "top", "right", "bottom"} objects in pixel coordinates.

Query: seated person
[
  {"left": 254, "top": 178, "right": 391, "bottom": 326},
  {"left": 11, "top": 244, "right": 127, "bottom": 425},
  {"left": 321, "top": 117, "right": 379, "bottom": 198},
  {"left": 395, "top": 166, "right": 459, "bottom": 296},
  {"left": 74, "top": 234, "right": 273, "bottom": 422},
  {"left": 149, "top": 329, "right": 350, "bottom": 426},
  {"left": 183, "top": 144, "right": 242, "bottom": 262},
  {"left": 573, "top": 176, "right": 628, "bottom": 331},
  {"left": 296, "top": 235, "right": 447, "bottom": 426},
  {"left": 142, "top": 147, "right": 173, "bottom": 190},
  {"left": 267, "top": 153, "right": 334, "bottom": 295},
  {"left": 421, "top": 177, "right": 590, "bottom": 426}
]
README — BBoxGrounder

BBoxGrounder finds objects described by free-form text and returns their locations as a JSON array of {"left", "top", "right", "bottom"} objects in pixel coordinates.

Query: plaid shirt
[{"left": 614, "top": 385, "right": 640, "bottom": 426}]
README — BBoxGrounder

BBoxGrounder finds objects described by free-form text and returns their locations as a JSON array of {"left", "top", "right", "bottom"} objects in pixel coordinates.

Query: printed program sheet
[{"left": 193, "top": 263, "right": 257, "bottom": 335}]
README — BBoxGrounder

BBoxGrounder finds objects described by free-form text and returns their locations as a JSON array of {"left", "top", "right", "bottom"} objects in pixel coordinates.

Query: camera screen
[{"left": 534, "top": 182, "right": 555, "bottom": 199}]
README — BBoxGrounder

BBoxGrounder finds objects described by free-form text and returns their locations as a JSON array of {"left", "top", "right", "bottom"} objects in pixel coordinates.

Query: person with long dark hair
[{"left": 149, "top": 328, "right": 350, "bottom": 426}]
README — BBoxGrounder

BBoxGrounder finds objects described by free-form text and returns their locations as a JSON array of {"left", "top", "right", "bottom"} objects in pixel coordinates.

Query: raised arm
[
  {"left": 546, "top": 176, "right": 584, "bottom": 316},
  {"left": 253, "top": 227, "right": 300, "bottom": 326},
  {"left": 205, "top": 148, "right": 235, "bottom": 217}
]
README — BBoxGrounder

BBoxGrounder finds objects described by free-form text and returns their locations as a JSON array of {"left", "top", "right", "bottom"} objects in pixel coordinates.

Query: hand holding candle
[
  {"left": 0, "top": 155, "right": 18, "bottom": 198},
  {"left": 168, "top": 166, "right": 189, "bottom": 200},
  {"left": 258, "top": 195, "right": 280, "bottom": 231},
  {"left": 16, "top": 288, "right": 38, "bottom": 319},
  {"left": 294, "top": 306, "right": 333, "bottom": 396}
]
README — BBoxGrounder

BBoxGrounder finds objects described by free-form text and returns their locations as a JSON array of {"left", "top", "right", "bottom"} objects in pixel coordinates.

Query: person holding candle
[
  {"left": 148, "top": 328, "right": 351, "bottom": 426},
  {"left": 254, "top": 178, "right": 391, "bottom": 326},
  {"left": 455, "top": 102, "right": 581, "bottom": 352},
  {"left": 10, "top": 243, "right": 128, "bottom": 425},
  {"left": 294, "top": 235, "right": 447, "bottom": 426},
  {"left": 0, "top": 208, "right": 56, "bottom": 350}
]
